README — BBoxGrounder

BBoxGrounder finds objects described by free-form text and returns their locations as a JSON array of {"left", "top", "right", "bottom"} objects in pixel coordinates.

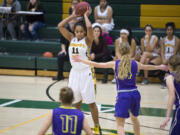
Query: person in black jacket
[
  {"left": 91, "top": 25, "right": 112, "bottom": 83},
  {"left": 21, "top": 0, "right": 45, "bottom": 40}
]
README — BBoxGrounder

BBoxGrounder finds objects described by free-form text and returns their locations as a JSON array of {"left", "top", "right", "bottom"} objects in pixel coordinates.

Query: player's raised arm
[
  {"left": 84, "top": 7, "right": 93, "bottom": 47},
  {"left": 74, "top": 55, "right": 115, "bottom": 69},
  {"left": 58, "top": 13, "right": 76, "bottom": 42}
]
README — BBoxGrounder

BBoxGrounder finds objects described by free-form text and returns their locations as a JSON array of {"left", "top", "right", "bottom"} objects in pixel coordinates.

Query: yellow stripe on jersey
[
  {"left": 87, "top": 46, "right": 97, "bottom": 93},
  {"left": 60, "top": 106, "right": 76, "bottom": 109},
  {"left": 165, "top": 44, "right": 174, "bottom": 48},
  {"left": 70, "top": 43, "right": 85, "bottom": 48}
]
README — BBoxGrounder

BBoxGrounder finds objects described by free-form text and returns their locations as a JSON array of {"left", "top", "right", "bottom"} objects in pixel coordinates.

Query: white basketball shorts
[{"left": 68, "top": 67, "right": 95, "bottom": 104}]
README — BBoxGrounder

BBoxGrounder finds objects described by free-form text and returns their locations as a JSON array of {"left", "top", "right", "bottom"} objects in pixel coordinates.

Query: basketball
[
  {"left": 43, "top": 51, "right": 54, "bottom": 58},
  {"left": 75, "top": 2, "right": 90, "bottom": 16}
]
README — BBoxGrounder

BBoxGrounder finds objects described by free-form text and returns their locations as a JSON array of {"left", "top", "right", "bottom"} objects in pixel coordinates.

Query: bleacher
[{"left": 0, "top": 0, "right": 180, "bottom": 81}]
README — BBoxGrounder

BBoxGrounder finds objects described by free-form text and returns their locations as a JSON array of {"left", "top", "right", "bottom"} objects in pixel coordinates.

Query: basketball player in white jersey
[
  {"left": 161, "top": 22, "right": 179, "bottom": 65},
  {"left": 58, "top": 8, "right": 102, "bottom": 135}
]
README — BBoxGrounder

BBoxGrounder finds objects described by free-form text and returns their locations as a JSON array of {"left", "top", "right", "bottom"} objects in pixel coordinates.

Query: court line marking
[
  {"left": 100, "top": 108, "right": 115, "bottom": 113},
  {"left": 0, "top": 99, "right": 21, "bottom": 107},
  {"left": 0, "top": 113, "right": 48, "bottom": 134}
]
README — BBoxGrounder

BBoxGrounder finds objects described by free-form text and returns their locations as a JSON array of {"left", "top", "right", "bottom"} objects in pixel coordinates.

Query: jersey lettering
[{"left": 60, "top": 115, "right": 78, "bottom": 134}]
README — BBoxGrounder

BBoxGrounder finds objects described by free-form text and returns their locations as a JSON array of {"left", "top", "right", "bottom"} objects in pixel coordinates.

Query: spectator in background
[
  {"left": 91, "top": 25, "right": 112, "bottom": 83},
  {"left": 161, "top": 22, "right": 179, "bottom": 65},
  {"left": 115, "top": 28, "right": 137, "bottom": 60},
  {"left": 0, "top": 0, "right": 21, "bottom": 40},
  {"left": 160, "top": 22, "right": 179, "bottom": 88},
  {"left": 139, "top": 24, "right": 159, "bottom": 85},
  {"left": 20, "top": 0, "right": 45, "bottom": 41},
  {"left": 53, "top": 0, "right": 80, "bottom": 80},
  {"left": 93, "top": 0, "right": 114, "bottom": 34}
]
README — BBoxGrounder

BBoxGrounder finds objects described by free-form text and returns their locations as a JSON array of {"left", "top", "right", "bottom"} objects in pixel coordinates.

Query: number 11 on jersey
[
  {"left": 72, "top": 47, "right": 79, "bottom": 54},
  {"left": 60, "top": 115, "right": 78, "bottom": 134}
]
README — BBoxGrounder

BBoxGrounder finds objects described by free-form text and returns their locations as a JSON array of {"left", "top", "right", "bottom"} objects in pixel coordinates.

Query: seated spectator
[
  {"left": 161, "top": 22, "right": 179, "bottom": 64},
  {"left": 160, "top": 22, "right": 180, "bottom": 88},
  {"left": 91, "top": 25, "right": 112, "bottom": 83},
  {"left": 53, "top": 0, "right": 80, "bottom": 81},
  {"left": 140, "top": 24, "right": 159, "bottom": 85},
  {"left": 93, "top": 0, "right": 114, "bottom": 34},
  {"left": 20, "top": 0, "right": 45, "bottom": 41},
  {"left": 115, "top": 28, "right": 137, "bottom": 60},
  {"left": 0, "top": 0, "right": 21, "bottom": 40}
]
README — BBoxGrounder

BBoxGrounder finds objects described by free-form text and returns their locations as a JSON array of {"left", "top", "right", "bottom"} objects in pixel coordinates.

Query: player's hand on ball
[
  {"left": 72, "top": 10, "right": 80, "bottom": 18},
  {"left": 84, "top": 6, "right": 92, "bottom": 17}
]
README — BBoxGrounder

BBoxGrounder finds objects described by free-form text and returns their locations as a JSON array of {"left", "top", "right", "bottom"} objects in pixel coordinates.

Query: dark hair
[
  {"left": 74, "top": 20, "right": 87, "bottom": 33},
  {"left": 165, "top": 22, "right": 175, "bottom": 32},
  {"left": 59, "top": 87, "right": 74, "bottom": 104},
  {"left": 99, "top": 0, "right": 108, "bottom": 8},
  {"left": 27, "top": 0, "right": 40, "bottom": 11},
  {"left": 92, "top": 26, "right": 107, "bottom": 48},
  {"left": 144, "top": 24, "right": 153, "bottom": 31},
  {"left": 168, "top": 55, "right": 180, "bottom": 82},
  {"left": 126, "top": 28, "right": 133, "bottom": 45}
]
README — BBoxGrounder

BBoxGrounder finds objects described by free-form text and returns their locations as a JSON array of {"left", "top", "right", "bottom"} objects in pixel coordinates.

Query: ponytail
[
  {"left": 118, "top": 54, "right": 131, "bottom": 79},
  {"left": 118, "top": 42, "right": 131, "bottom": 80}
]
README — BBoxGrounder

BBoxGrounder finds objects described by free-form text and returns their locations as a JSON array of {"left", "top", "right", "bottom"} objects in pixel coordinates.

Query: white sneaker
[{"left": 112, "top": 78, "right": 116, "bottom": 83}]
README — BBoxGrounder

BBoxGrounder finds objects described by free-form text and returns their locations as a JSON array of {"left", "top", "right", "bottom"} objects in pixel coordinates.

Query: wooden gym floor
[{"left": 0, "top": 75, "right": 171, "bottom": 135}]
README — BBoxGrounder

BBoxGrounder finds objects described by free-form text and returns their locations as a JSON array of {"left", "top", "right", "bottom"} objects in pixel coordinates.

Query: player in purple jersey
[
  {"left": 38, "top": 87, "right": 93, "bottom": 135},
  {"left": 160, "top": 55, "right": 180, "bottom": 135},
  {"left": 74, "top": 42, "right": 167, "bottom": 135}
]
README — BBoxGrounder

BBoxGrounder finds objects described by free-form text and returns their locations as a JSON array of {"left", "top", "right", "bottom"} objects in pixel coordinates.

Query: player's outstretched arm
[
  {"left": 74, "top": 55, "right": 115, "bottom": 69},
  {"left": 37, "top": 111, "right": 52, "bottom": 135},
  {"left": 160, "top": 75, "right": 176, "bottom": 129},
  {"left": 136, "top": 61, "right": 168, "bottom": 71},
  {"left": 58, "top": 13, "right": 76, "bottom": 42},
  {"left": 83, "top": 118, "right": 94, "bottom": 135}
]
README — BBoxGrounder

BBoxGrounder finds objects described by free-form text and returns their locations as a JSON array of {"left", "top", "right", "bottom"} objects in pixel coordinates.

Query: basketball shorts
[
  {"left": 169, "top": 106, "right": 180, "bottom": 135},
  {"left": 68, "top": 67, "right": 95, "bottom": 104},
  {"left": 115, "top": 90, "right": 141, "bottom": 118}
]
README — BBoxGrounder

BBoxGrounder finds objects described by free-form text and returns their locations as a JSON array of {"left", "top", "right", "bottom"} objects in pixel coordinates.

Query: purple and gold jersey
[
  {"left": 171, "top": 73, "right": 180, "bottom": 108},
  {"left": 169, "top": 73, "right": 180, "bottom": 135},
  {"left": 52, "top": 106, "right": 84, "bottom": 135},
  {"left": 115, "top": 60, "right": 137, "bottom": 91}
]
